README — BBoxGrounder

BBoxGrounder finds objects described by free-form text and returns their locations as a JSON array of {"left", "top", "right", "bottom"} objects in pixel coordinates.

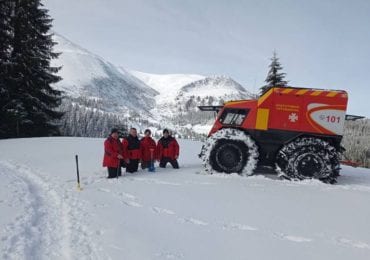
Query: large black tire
[
  {"left": 209, "top": 139, "right": 247, "bottom": 173},
  {"left": 199, "top": 128, "right": 258, "bottom": 175},
  {"left": 276, "top": 137, "right": 340, "bottom": 183}
]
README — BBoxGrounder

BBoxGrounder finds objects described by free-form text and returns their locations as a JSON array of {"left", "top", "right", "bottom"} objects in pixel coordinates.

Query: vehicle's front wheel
[
  {"left": 210, "top": 139, "right": 247, "bottom": 173},
  {"left": 200, "top": 128, "right": 258, "bottom": 175}
]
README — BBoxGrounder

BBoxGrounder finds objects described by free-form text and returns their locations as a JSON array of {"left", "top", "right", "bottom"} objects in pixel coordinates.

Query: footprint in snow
[
  {"left": 335, "top": 237, "right": 370, "bottom": 249},
  {"left": 151, "top": 207, "right": 176, "bottom": 215},
  {"left": 93, "top": 203, "right": 108, "bottom": 208},
  {"left": 178, "top": 217, "right": 208, "bottom": 226},
  {"left": 108, "top": 244, "right": 125, "bottom": 252},
  {"left": 154, "top": 180, "right": 181, "bottom": 186},
  {"left": 274, "top": 232, "right": 312, "bottom": 243},
  {"left": 95, "top": 229, "right": 105, "bottom": 236},
  {"left": 117, "top": 191, "right": 136, "bottom": 200},
  {"left": 98, "top": 188, "right": 111, "bottom": 193},
  {"left": 121, "top": 199, "right": 143, "bottom": 208},
  {"left": 97, "top": 189, "right": 141, "bottom": 208},
  {"left": 134, "top": 178, "right": 181, "bottom": 186},
  {"left": 155, "top": 250, "right": 184, "bottom": 259},
  {"left": 184, "top": 181, "right": 216, "bottom": 186},
  {"left": 223, "top": 222, "right": 258, "bottom": 231}
]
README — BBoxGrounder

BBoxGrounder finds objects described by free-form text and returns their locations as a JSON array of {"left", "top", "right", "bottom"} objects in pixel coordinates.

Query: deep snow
[{"left": 1, "top": 137, "right": 370, "bottom": 260}]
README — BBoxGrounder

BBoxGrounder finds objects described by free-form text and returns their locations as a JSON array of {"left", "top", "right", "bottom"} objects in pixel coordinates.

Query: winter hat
[
  {"left": 111, "top": 128, "right": 119, "bottom": 134},
  {"left": 163, "top": 129, "right": 169, "bottom": 134},
  {"left": 144, "top": 129, "right": 151, "bottom": 134}
]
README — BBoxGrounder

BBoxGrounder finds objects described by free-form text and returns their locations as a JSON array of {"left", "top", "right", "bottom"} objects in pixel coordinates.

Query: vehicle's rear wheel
[
  {"left": 275, "top": 137, "right": 340, "bottom": 183},
  {"left": 200, "top": 128, "right": 258, "bottom": 175}
]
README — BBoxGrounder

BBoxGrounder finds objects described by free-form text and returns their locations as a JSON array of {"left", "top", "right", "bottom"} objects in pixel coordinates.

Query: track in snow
[{"left": 0, "top": 161, "right": 103, "bottom": 259}]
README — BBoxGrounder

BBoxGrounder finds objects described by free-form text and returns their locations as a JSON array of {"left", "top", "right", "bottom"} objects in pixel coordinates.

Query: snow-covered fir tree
[
  {"left": 343, "top": 119, "right": 370, "bottom": 168},
  {"left": 0, "top": 0, "right": 13, "bottom": 137},
  {"left": 260, "top": 51, "right": 288, "bottom": 95},
  {"left": 58, "top": 98, "right": 130, "bottom": 138},
  {"left": 3, "top": 0, "right": 62, "bottom": 138}
]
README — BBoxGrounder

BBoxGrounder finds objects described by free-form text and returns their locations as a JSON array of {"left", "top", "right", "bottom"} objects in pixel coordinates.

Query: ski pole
[
  {"left": 75, "top": 155, "right": 82, "bottom": 191},
  {"left": 117, "top": 159, "right": 120, "bottom": 179}
]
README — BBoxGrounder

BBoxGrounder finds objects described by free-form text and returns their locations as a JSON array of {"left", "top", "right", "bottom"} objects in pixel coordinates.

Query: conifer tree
[
  {"left": 260, "top": 51, "right": 288, "bottom": 96},
  {"left": 7, "top": 0, "right": 63, "bottom": 137},
  {"left": 0, "top": 0, "right": 14, "bottom": 137}
]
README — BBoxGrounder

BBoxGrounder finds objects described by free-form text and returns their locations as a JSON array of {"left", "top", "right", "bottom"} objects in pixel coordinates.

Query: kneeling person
[{"left": 157, "top": 129, "right": 179, "bottom": 169}]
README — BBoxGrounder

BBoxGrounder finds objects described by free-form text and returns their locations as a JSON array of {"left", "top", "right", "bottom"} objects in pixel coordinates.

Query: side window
[{"left": 219, "top": 109, "right": 249, "bottom": 126}]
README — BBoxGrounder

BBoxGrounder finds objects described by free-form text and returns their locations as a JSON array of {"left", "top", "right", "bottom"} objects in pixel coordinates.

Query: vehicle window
[{"left": 219, "top": 109, "right": 248, "bottom": 126}]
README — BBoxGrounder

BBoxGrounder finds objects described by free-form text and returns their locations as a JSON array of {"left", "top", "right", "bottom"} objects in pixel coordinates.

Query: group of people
[{"left": 103, "top": 128, "right": 180, "bottom": 178}]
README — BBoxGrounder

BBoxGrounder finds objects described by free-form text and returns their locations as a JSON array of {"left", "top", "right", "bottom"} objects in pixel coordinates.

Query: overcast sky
[{"left": 45, "top": 0, "right": 370, "bottom": 117}]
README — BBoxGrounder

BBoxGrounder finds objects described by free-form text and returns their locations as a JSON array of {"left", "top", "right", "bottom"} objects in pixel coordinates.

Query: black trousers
[
  {"left": 126, "top": 159, "right": 139, "bottom": 173},
  {"left": 107, "top": 167, "right": 121, "bottom": 178},
  {"left": 141, "top": 160, "right": 150, "bottom": 169},
  {"left": 120, "top": 159, "right": 126, "bottom": 168},
  {"left": 159, "top": 157, "right": 179, "bottom": 169}
]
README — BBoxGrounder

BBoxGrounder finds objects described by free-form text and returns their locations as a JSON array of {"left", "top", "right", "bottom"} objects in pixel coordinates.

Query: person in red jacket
[
  {"left": 140, "top": 129, "right": 157, "bottom": 169},
  {"left": 157, "top": 129, "right": 179, "bottom": 169},
  {"left": 122, "top": 128, "right": 141, "bottom": 173},
  {"left": 103, "top": 128, "right": 124, "bottom": 178}
]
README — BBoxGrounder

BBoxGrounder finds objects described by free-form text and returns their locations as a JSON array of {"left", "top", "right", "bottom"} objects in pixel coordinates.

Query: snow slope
[
  {"left": 1, "top": 138, "right": 370, "bottom": 259},
  {"left": 129, "top": 70, "right": 205, "bottom": 98},
  {"left": 180, "top": 75, "right": 254, "bottom": 100},
  {"left": 52, "top": 34, "right": 158, "bottom": 115}
]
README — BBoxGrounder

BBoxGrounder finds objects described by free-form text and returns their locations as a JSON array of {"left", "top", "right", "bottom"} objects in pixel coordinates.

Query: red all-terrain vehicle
[{"left": 199, "top": 87, "right": 350, "bottom": 183}]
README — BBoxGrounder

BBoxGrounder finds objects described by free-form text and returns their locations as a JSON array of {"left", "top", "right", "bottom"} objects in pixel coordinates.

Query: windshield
[{"left": 219, "top": 109, "right": 249, "bottom": 126}]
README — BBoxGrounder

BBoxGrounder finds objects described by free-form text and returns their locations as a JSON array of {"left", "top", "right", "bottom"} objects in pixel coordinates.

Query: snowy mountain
[
  {"left": 131, "top": 71, "right": 253, "bottom": 116},
  {"left": 131, "top": 71, "right": 255, "bottom": 134},
  {"left": 177, "top": 75, "right": 254, "bottom": 108},
  {"left": 51, "top": 34, "right": 255, "bottom": 137},
  {"left": 1, "top": 137, "right": 370, "bottom": 259},
  {"left": 52, "top": 34, "right": 158, "bottom": 116},
  {"left": 170, "top": 76, "right": 255, "bottom": 133},
  {"left": 129, "top": 70, "right": 205, "bottom": 96}
]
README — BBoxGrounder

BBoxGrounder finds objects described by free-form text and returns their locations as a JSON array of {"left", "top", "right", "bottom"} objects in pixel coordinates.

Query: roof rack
[{"left": 198, "top": 106, "right": 223, "bottom": 112}]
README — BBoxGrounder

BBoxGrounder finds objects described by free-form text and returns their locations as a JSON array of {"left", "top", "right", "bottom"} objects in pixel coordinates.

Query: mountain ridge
[{"left": 52, "top": 33, "right": 254, "bottom": 137}]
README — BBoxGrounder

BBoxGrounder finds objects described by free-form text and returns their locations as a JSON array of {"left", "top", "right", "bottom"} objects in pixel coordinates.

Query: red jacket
[
  {"left": 157, "top": 136, "right": 179, "bottom": 160},
  {"left": 122, "top": 135, "right": 141, "bottom": 160},
  {"left": 103, "top": 136, "right": 123, "bottom": 167},
  {"left": 140, "top": 136, "right": 157, "bottom": 161}
]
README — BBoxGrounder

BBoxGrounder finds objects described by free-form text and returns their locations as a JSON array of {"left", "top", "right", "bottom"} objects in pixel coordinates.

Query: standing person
[
  {"left": 103, "top": 128, "right": 124, "bottom": 178},
  {"left": 157, "top": 129, "right": 180, "bottom": 169},
  {"left": 140, "top": 129, "right": 157, "bottom": 169},
  {"left": 122, "top": 128, "right": 141, "bottom": 173}
]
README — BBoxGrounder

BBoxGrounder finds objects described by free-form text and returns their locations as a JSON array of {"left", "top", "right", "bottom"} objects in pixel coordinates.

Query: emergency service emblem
[{"left": 288, "top": 113, "right": 298, "bottom": 123}]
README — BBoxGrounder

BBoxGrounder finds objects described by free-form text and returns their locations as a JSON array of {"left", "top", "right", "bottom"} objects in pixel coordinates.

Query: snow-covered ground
[
  {"left": 189, "top": 124, "right": 212, "bottom": 135},
  {"left": 1, "top": 137, "right": 370, "bottom": 260}
]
